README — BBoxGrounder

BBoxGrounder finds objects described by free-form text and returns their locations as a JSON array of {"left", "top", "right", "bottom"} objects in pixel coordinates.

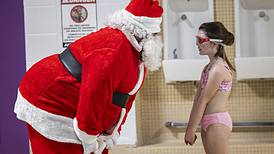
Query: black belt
[
  {"left": 58, "top": 48, "right": 130, "bottom": 108},
  {"left": 59, "top": 48, "right": 82, "bottom": 81}
]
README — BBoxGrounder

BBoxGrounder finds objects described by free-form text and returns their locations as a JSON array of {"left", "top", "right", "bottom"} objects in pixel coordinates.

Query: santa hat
[
  {"left": 107, "top": 0, "right": 163, "bottom": 34},
  {"left": 126, "top": 0, "right": 163, "bottom": 18},
  {"left": 107, "top": 0, "right": 163, "bottom": 51}
]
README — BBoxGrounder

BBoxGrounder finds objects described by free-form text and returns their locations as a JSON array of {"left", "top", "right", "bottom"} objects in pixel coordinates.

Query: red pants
[{"left": 27, "top": 125, "right": 108, "bottom": 154}]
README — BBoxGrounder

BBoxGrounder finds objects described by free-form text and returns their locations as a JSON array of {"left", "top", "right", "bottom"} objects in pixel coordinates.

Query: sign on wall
[{"left": 61, "top": 0, "right": 97, "bottom": 47}]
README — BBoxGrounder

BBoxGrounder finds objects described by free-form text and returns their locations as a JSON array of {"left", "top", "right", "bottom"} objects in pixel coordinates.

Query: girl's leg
[
  {"left": 205, "top": 124, "right": 231, "bottom": 154},
  {"left": 201, "top": 129, "right": 210, "bottom": 154}
]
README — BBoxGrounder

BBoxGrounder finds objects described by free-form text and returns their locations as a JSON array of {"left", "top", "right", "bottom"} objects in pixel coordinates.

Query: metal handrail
[{"left": 165, "top": 121, "right": 274, "bottom": 129}]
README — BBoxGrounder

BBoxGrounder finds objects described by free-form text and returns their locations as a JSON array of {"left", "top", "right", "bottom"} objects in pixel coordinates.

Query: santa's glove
[
  {"left": 81, "top": 139, "right": 106, "bottom": 154},
  {"left": 98, "top": 131, "right": 120, "bottom": 150},
  {"left": 81, "top": 141, "right": 99, "bottom": 154},
  {"left": 93, "top": 139, "right": 106, "bottom": 154},
  {"left": 73, "top": 118, "right": 102, "bottom": 154}
]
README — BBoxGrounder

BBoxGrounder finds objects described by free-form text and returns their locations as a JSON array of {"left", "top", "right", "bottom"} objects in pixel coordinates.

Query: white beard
[{"left": 142, "top": 35, "right": 163, "bottom": 72}]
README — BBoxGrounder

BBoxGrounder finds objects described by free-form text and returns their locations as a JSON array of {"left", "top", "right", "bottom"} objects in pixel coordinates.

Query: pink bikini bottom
[{"left": 201, "top": 112, "right": 232, "bottom": 132}]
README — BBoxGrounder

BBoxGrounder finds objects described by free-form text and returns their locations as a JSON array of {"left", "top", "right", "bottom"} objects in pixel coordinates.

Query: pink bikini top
[{"left": 200, "top": 62, "right": 232, "bottom": 92}]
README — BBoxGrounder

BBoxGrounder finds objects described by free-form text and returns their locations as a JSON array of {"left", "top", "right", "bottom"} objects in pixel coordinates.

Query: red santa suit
[{"left": 14, "top": 0, "right": 163, "bottom": 154}]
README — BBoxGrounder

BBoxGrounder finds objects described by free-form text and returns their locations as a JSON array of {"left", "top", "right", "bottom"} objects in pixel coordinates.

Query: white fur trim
[
  {"left": 129, "top": 63, "right": 145, "bottom": 95},
  {"left": 120, "top": 29, "right": 143, "bottom": 52},
  {"left": 123, "top": 9, "right": 162, "bottom": 33},
  {"left": 73, "top": 118, "right": 98, "bottom": 144},
  {"left": 73, "top": 118, "right": 100, "bottom": 154},
  {"left": 108, "top": 9, "right": 162, "bottom": 34},
  {"left": 113, "top": 108, "right": 126, "bottom": 134},
  {"left": 107, "top": 9, "right": 162, "bottom": 52},
  {"left": 14, "top": 90, "right": 81, "bottom": 144}
]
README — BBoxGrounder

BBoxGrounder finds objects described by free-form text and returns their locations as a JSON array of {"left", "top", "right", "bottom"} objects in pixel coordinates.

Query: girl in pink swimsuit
[{"left": 184, "top": 22, "right": 235, "bottom": 154}]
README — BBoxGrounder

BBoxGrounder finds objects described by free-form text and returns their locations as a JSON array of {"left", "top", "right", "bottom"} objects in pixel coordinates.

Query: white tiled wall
[
  {"left": 24, "top": 7, "right": 58, "bottom": 34},
  {"left": 25, "top": 34, "right": 59, "bottom": 61},
  {"left": 24, "top": 0, "right": 56, "bottom": 6},
  {"left": 23, "top": 0, "right": 136, "bottom": 146},
  {"left": 24, "top": 0, "right": 62, "bottom": 68}
]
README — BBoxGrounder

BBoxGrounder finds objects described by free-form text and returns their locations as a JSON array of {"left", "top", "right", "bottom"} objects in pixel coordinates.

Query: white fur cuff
[
  {"left": 73, "top": 118, "right": 98, "bottom": 144},
  {"left": 107, "top": 9, "right": 162, "bottom": 35}
]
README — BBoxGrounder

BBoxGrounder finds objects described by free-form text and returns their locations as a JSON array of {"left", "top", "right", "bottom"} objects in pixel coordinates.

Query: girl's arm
[
  {"left": 192, "top": 64, "right": 209, "bottom": 104},
  {"left": 186, "top": 65, "right": 224, "bottom": 134},
  {"left": 193, "top": 81, "right": 201, "bottom": 104}
]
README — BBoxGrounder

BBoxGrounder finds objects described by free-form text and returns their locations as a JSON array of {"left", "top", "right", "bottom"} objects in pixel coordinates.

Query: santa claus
[{"left": 14, "top": 0, "right": 163, "bottom": 154}]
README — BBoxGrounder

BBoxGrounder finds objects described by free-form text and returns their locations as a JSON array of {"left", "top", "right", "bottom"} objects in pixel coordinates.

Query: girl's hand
[{"left": 184, "top": 130, "right": 197, "bottom": 146}]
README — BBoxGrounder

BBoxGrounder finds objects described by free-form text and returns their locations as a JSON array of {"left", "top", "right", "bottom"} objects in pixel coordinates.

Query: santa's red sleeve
[
  {"left": 118, "top": 67, "right": 146, "bottom": 133},
  {"left": 73, "top": 48, "right": 129, "bottom": 140}
]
